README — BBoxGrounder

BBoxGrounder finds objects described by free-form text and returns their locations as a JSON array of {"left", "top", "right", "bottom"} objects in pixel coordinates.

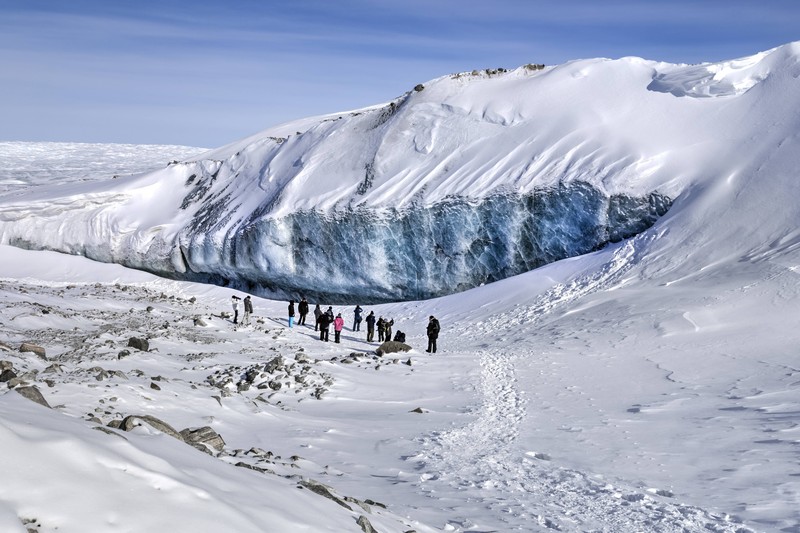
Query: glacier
[{"left": 6, "top": 42, "right": 798, "bottom": 303}]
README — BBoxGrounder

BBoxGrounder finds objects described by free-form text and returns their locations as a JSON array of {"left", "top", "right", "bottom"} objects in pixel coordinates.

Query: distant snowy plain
[{"left": 2, "top": 42, "right": 800, "bottom": 532}]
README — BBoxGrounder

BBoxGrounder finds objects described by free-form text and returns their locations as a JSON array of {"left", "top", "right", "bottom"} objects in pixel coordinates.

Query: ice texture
[{"left": 169, "top": 182, "right": 670, "bottom": 303}]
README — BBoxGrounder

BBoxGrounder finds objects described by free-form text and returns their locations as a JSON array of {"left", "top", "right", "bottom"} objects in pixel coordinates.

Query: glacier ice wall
[{"left": 173, "top": 182, "right": 670, "bottom": 303}]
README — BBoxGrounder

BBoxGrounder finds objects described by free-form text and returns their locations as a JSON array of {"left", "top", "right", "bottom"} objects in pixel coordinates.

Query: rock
[
  {"left": 0, "top": 341, "right": 12, "bottom": 352},
  {"left": 146, "top": 306, "right": 154, "bottom": 312},
  {"left": 127, "top": 337, "right": 149, "bottom": 351},
  {"left": 0, "top": 369, "right": 17, "bottom": 382},
  {"left": 120, "top": 415, "right": 184, "bottom": 441},
  {"left": 295, "top": 353, "right": 311, "bottom": 363},
  {"left": 180, "top": 426, "right": 226, "bottom": 454},
  {"left": 357, "top": 515, "right": 379, "bottom": 533},
  {"left": 19, "top": 342, "right": 46, "bottom": 360},
  {"left": 0, "top": 360, "right": 12, "bottom": 371},
  {"left": 268, "top": 380, "right": 282, "bottom": 391},
  {"left": 42, "top": 363, "right": 64, "bottom": 374},
  {"left": 375, "top": 341, "right": 412, "bottom": 356},
  {"left": 410, "top": 407, "right": 425, "bottom": 413},
  {"left": 264, "top": 356, "right": 284, "bottom": 373},
  {"left": 188, "top": 296, "right": 197, "bottom": 304},
  {"left": 150, "top": 382, "right": 161, "bottom": 390},
  {"left": 193, "top": 317, "right": 208, "bottom": 327},
  {"left": 15, "top": 386, "right": 51, "bottom": 408},
  {"left": 298, "top": 480, "right": 352, "bottom": 511},
  {"left": 117, "top": 349, "right": 131, "bottom": 359}
]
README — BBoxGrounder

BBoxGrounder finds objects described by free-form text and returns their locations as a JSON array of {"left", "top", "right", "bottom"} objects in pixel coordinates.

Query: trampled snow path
[{"left": 407, "top": 239, "right": 753, "bottom": 532}]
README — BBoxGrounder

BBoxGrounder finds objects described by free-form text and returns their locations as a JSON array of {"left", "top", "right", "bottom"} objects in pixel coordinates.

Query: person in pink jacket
[{"left": 333, "top": 313, "right": 345, "bottom": 343}]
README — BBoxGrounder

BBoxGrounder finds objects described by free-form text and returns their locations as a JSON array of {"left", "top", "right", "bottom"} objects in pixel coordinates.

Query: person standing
[
  {"left": 298, "top": 297, "right": 309, "bottom": 326},
  {"left": 231, "top": 295, "right": 241, "bottom": 325},
  {"left": 288, "top": 300, "right": 295, "bottom": 328},
  {"left": 243, "top": 295, "right": 253, "bottom": 326},
  {"left": 314, "top": 304, "right": 322, "bottom": 331},
  {"left": 334, "top": 313, "right": 344, "bottom": 343},
  {"left": 426, "top": 315, "right": 440, "bottom": 353},
  {"left": 353, "top": 305, "right": 363, "bottom": 331},
  {"left": 376, "top": 317, "right": 386, "bottom": 342},
  {"left": 325, "top": 306, "right": 335, "bottom": 325},
  {"left": 318, "top": 310, "right": 331, "bottom": 341},
  {"left": 365, "top": 311, "right": 376, "bottom": 342},
  {"left": 384, "top": 318, "right": 394, "bottom": 342}
]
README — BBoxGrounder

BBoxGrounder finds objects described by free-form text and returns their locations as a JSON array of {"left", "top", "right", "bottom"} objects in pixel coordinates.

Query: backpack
[{"left": 393, "top": 331, "right": 406, "bottom": 343}]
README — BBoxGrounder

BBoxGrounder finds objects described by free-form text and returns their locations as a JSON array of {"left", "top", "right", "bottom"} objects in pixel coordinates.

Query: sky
[{"left": 1, "top": 0, "right": 798, "bottom": 148}]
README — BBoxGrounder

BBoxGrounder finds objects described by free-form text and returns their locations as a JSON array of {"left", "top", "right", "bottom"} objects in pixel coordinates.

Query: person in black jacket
[
  {"left": 298, "top": 297, "right": 309, "bottom": 325},
  {"left": 353, "top": 305, "right": 363, "bottom": 331},
  {"left": 365, "top": 311, "right": 376, "bottom": 342},
  {"left": 243, "top": 295, "right": 253, "bottom": 326},
  {"left": 318, "top": 310, "right": 331, "bottom": 341},
  {"left": 426, "top": 315, "right": 440, "bottom": 353}
]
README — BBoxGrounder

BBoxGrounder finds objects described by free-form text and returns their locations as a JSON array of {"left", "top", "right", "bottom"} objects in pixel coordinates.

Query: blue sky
[{"left": 1, "top": 0, "right": 798, "bottom": 148}]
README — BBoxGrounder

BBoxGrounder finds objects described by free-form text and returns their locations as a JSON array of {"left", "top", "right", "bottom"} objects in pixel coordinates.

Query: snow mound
[{"left": 647, "top": 42, "right": 800, "bottom": 97}]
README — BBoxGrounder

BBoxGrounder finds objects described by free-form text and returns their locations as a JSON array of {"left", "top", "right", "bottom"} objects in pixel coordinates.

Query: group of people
[
  {"left": 230, "top": 295, "right": 254, "bottom": 326},
  {"left": 230, "top": 294, "right": 441, "bottom": 352}
]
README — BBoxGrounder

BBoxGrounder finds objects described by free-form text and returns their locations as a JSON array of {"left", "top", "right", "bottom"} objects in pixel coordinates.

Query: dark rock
[
  {"left": 127, "top": 337, "right": 149, "bottom": 351},
  {"left": 117, "top": 349, "right": 131, "bottom": 359},
  {"left": 19, "top": 342, "right": 46, "bottom": 359},
  {"left": 15, "top": 386, "right": 51, "bottom": 408},
  {"left": 375, "top": 341, "right": 412, "bottom": 356},
  {"left": 298, "top": 480, "right": 352, "bottom": 510},
  {"left": 264, "top": 356, "right": 284, "bottom": 373},
  {"left": 180, "top": 426, "right": 226, "bottom": 454},
  {"left": 150, "top": 382, "right": 161, "bottom": 390},
  {"left": 120, "top": 415, "right": 184, "bottom": 441},
  {"left": 413, "top": 83, "right": 425, "bottom": 92},
  {"left": 410, "top": 407, "right": 425, "bottom": 413},
  {"left": 357, "top": 515, "right": 379, "bottom": 533},
  {"left": 193, "top": 317, "right": 208, "bottom": 327},
  {"left": 0, "top": 369, "right": 16, "bottom": 382}
]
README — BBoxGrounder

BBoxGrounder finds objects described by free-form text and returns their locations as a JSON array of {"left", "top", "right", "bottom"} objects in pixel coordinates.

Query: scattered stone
[
  {"left": 120, "top": 415, "right": 184, "bottom": 441},
  {"left": 375, "top": 341, "right": 412, "bottom": 356},
  {"left": 264, "top": 356, "right": 284, "bottom": 373},
  {"left": 180, "top": 426, "right": 226, "bottom": 454},
  {"left": 19, "top": 342, "right": 47, "bottom": 360},
  {"left": 189, "top": 296, "right": 197, "bottom": 303},
  {"left": 0, "top": 369, "right": 17, "bottom": 382},
  {"left": 357, "top": 515, "right": 379, "bottom": 533},
  {"left": 150, "top": 382, "right": 161, "bottom": 391},
  {"left": 403, "top": 358, "right": 412, "bottom": 366},
  {"left": 93, "top": 426, "right": 127, "bottom": 440},
  {"left": 193, "top": 317, "right": 208, "bottom": 327},
  {"left": 410, "top": 407, "right": 425, "bottom": 414},
  {"left": 127, "top": 337, "right": 149, "bottom": 352},
  {"left": 298, "top": 479, "right": 352, "bottom": 511},
  {"left": 117, "top": 349, "right": 131, "bottom": 359},
  {"left": 42, "top": 363, "right": 64, "bottom": 374},
  {"left": 15, "top": 386, "right": 51, "bottom": 408},
  {"left": 0, "top": 341, "right": 12, "bottom": 352},
  {"left": 146, "top": 306, "right": 154, "bottom": 312}
]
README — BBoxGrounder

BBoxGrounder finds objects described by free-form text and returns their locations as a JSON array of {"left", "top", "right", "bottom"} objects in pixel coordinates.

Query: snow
[{"left": 1, "top": 41, "right": 800, "bottom": 532}]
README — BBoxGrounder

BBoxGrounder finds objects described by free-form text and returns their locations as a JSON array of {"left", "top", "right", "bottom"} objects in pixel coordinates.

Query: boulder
[
  {"left": 127, "top": 337, "right": 149, "bottom": 352},
  {"left": 180, "top": 426, "right": 226, "bottom": 454},
  {"left": 120, "top": 415, "right": 183, "bottom": 441},
  {"left": 375, "top": 341, "right": 412, "bottom": 356},
  {"left": 15, "top": 386, "right": 51, "bottom": 408},
  {"left": 0, "top": 369, "right": 16, "bottom": 383},
  {"left": 19, "top": 343, "right": 46, "bottom": 359}
]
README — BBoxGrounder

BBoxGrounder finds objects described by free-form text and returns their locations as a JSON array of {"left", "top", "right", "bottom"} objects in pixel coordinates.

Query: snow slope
[{"left": 1, "top": 41, "right": 800, "bottom": 532}]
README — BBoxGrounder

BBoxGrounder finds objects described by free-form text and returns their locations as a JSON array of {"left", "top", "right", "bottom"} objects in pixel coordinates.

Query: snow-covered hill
[
  {"left": 1, "top": 42, "right": 800, "bottom": 532},
  {"left": 7, "top": 44, "right": 799, "bottom": 302}
]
